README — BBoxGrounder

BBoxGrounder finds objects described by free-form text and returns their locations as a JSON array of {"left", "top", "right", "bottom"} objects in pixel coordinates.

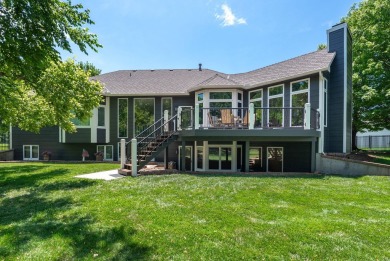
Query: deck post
[
  {"left": 244, "top": 141, "right": 250, "bottom": 172},
  {"left": 304, "top": 103, "right": 311, "bottom": 130},
  {"left": 249, "top": 103, "right": 255, "bottom": 130},
  {"left": 131, "top": 138, "right": 138, "bottom": 177},
  {"left": 181, "top": 140, "right": 186, "bottom": 171},
  {"left": 195, "top": 104, "right": 199, "bottom": 130},
  {"left": 120, "top": 139, "right": 126, "bottom": 169},
  {"left": 232, "top": 141, "right": 237, "bottom": 171},
  {"left": 311, "top": 139, "right": 316, "bottom": 173},
  {"left": 164, "top": 109, "right": 169, "bottom": 132},
  {"left": 177, "top": 107, "right": 182, "bottom": 130}
]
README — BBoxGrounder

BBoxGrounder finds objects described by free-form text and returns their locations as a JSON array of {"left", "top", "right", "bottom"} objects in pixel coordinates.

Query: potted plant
[
  {"left": 94, "top": 151, "right": 104, "bottom": 161},
  {"left": 42, "top": 151, "right": 52, "bottom": 161}
]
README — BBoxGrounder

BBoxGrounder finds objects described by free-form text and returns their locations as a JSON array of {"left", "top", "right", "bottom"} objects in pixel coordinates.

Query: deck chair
[
  {"left": 221, "top": 109, "right": 234, "bottom": 127},
  {"left": 207, "top": 112, "right": 215, "bottom": 128},
  {"left": 242, "top": 111, "right": 248, "bottom": 128}
]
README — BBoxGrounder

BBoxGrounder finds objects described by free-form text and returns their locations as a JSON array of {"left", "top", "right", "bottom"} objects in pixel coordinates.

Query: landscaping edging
[{"left": 316, "top": 153, "right": 390, "bottom": 176}]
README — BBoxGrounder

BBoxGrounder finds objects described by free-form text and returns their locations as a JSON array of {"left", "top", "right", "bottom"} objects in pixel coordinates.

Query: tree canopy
[
  {"left": 0, "top": 0, "right": 103, "bottom": 132},
  {"left": 78, "top": 61, "right": 102, "bottom": 76},
  {"left": 343, "top": 0, "right": 390, "bottom": 134}
]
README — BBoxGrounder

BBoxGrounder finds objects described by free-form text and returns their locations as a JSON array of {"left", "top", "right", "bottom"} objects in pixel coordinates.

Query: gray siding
[
  {"left": 326, "top": 25, "right": 352, "bottom": 153},
  {"left": 66, "top": 129, "right": 91, "bottom": 143},
  {"left": 12, "top": 127, "right": 99, "bottom": 161}
]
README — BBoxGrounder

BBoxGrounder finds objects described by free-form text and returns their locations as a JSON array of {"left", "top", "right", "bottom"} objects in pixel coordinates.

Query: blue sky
[{"left": 62, "top": 0, "right": 360, "bottom": 74}]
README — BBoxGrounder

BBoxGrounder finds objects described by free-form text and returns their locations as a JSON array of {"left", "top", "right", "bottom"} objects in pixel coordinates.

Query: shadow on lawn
[
  {"left": 0, "top": 165, "right": 151, "bottom": 260},
  {"left": 189, "top": 172, "right": 326, "bottom": 179}
]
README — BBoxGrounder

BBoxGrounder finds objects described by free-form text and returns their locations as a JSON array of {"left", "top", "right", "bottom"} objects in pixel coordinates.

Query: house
[{"left": 10, "top": 23, "right": 352, "bottom": 173}]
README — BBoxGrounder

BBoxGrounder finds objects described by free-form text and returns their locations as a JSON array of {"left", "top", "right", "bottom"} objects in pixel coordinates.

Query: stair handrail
[{"left": 136, "top": 117, "right": 165, "bottom": 140}]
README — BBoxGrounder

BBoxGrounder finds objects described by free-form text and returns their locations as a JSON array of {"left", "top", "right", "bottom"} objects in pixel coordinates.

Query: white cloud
[{"left": 215, "top": 4, "right": 247, "bottom": 27}]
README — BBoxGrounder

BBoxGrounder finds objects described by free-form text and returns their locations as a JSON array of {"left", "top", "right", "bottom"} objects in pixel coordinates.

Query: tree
[
  {"left": 342, "top": 0, "right": 390, "bottom": 149},
  {"left": 317, "top": 43, "right": 327, "bottom": 50},
  {"left": 0, "top": 0, "right": 103, "bottom": 132},
  {"left": 78, "top": 61, "right": 102, "bottom": 76}
]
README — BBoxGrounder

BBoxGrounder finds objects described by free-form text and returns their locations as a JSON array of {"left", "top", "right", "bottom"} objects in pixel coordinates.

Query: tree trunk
[{"left": 352, "top": 125, "right": 358, "bottom": 151}]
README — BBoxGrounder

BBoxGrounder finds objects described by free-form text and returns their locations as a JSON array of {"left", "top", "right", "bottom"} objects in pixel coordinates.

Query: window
[
  {"left": 209, "top": 91, "right": 233, "bottom": 121},
  {"left": 118, "top": 98, "right": 128, "bottom": 138},
  {"left": 195, "top": 90, "right": 243, "bottom": 128},
  {"left": 134, "top": 98, "right": 155, "bottom": 136},
  {"left": 210, "top": 92, "right": 232, "bottom": 99},
  {"left": 268, "top": 85, "right": 284, "bottom": 127},
  {"left": 23, "top": 145, "right": 39, "bottom": 160},
  {"left": 98, "top": 107, "right": 105, "bottom": 127},
  {"left": 323, "top": 78, "right": 328, "bottom": 127},
  {"left": 97, "top": 145, "right": 113, "bottom": 161},
  {"left": 208, "top": 146, "right": 232, "bottom": 170},
  {"left": 290, "top": 79, "right": 309, "bottom": 127},
  {"left": 196, "top": 146, "right": 203, "bottom": 170},
  {"left": 249, "top": 89, "right": 263, "bottom": 128},
  {"left": 71, "top": 116, "right": 90, "bottom": 127},
  {"left": 249, "top": 147, "right": 262, "bottom": 171},
  {"left": 267, "top": 147, "right": 283, "bottom": 172},
  {"left": 162, "top": 97, "right": 172, "bottom": 119},
  {"left": 178, "top": 146, "right": 192, "bottom": 171}
]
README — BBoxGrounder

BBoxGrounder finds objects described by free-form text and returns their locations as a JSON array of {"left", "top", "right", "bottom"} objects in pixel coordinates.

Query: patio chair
[
  {"left": 207, "top": 112, "right": 215, "bottom": 128},
  {"left": 221, "top": 109, "right": 234, "bottom": 127},
  {"left": 242, "top": 111, "right": 248, "bottom": 128}
]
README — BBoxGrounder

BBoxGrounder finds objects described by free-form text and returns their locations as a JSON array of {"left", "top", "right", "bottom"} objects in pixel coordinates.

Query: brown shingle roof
[
  {"left": 93, "top": 49, "right": 335, "bottom": 95},
  {"left": 230, "top": 49, "right": 335, "bottom": 87}
]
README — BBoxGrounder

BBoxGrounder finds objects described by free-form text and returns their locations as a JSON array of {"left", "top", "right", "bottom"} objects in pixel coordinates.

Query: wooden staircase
[{"left": 118, "top": 114, "right": 178, "bottom": 176}]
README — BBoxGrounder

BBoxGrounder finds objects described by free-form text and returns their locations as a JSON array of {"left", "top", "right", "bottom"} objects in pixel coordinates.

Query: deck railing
[{"left": 189, "top": 103, "right": 319, "bottom": 130}]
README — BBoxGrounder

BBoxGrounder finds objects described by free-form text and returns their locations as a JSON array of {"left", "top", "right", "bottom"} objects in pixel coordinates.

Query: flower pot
[
  {"left": 96, "top": 155, "right": 103, "bottom": 161},
  {"left": 43, "top": 155, "right": 50, "bottom": 161}
]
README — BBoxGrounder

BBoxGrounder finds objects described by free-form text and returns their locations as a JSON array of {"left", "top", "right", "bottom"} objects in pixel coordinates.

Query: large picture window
[
  {"left": 134, "top": 98, "right": 155, "bottom": 136},
  {"left": 98, "top": 107, "right": 105, "bottom": 127},
  {"left": 249, "top": 89, "right": 263, "bottom": 128},
  {"left": 267, "top": 147, "right": 283, "bottom": 172},
  {"left": 268, "top": 85, "right": 284, "bottom": 127},
  {"left": 161, "top": 97, "right": 172, "bottom": 119},
  {"left": 290, "top": 79, "right": 309, "bottom": 127},
  {"left": 118, "top": 98, "right": 128, "bottom": 138}
]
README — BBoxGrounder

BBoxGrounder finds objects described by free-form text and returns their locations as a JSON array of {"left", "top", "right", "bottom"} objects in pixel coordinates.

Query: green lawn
[
  {"left": 363, "top": 149, "right": 390, "bottom": 165},
  {"left": 1, "top": 162, "right": 390, "bottom": 260}
]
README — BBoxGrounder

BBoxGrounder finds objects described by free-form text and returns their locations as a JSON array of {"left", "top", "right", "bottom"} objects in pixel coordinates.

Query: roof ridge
[
  {"left": 231, "top": 49, "right": 331, "bottom": 77},
  {"left": 197, "top": 73, "right": 241, "bottom": 87}
]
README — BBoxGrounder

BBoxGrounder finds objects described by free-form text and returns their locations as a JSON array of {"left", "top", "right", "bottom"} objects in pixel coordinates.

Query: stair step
[{"left": 118, "top": 168, "right": 132, "bottom": 176}]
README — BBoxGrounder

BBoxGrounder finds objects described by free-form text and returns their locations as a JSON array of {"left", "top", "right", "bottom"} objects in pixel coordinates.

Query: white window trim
[
  {"left": 249, "top": 89, "right": 263, "bottom": 128},
  {"left": 249, "top": 146, "right": 263, "bottom": 169},
  {"left": 23, "top": 145, "right": 39, "bottom": 160},
  {"left": 118, "top": 98, "right": 128, "bottom": 138},
  {"left": 290, "top": 78, "right": 310, "bottom": 127},
  {"left": 195, "top": 90, "right": 243, "bottom": 128},
  {"left": 207, "top": 145, "right": 234, "bottom": 172},
  {"left": 97, "top": 145, "right": 114, "bottom": 161},
  {"left": 267, "top": 147, "right": 283, "bottom": 172},
  {"left": 267, "top": 84, "right": 285, "bottom": 127},
  {"left": 178, "top": 146, "right": 193, "bottom": 171},
  {"left": 97, "top": 105, "right": 106, "bottom": 128},
  {"left": 133, "top": 97, "right": 155, "bottom": 137}
]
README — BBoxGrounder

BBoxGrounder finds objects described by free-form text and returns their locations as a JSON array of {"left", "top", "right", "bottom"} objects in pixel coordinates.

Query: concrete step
[{"left": 118, "top": 168, "right": 132, "bottom": 176}]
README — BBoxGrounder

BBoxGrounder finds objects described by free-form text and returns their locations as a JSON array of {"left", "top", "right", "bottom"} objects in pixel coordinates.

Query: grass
[
  {"left": 1, "top": 162, "right": 390, "bottom": 260},
  {"left": 362, "top": 149, "right": 390, "bottom": 165}
]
